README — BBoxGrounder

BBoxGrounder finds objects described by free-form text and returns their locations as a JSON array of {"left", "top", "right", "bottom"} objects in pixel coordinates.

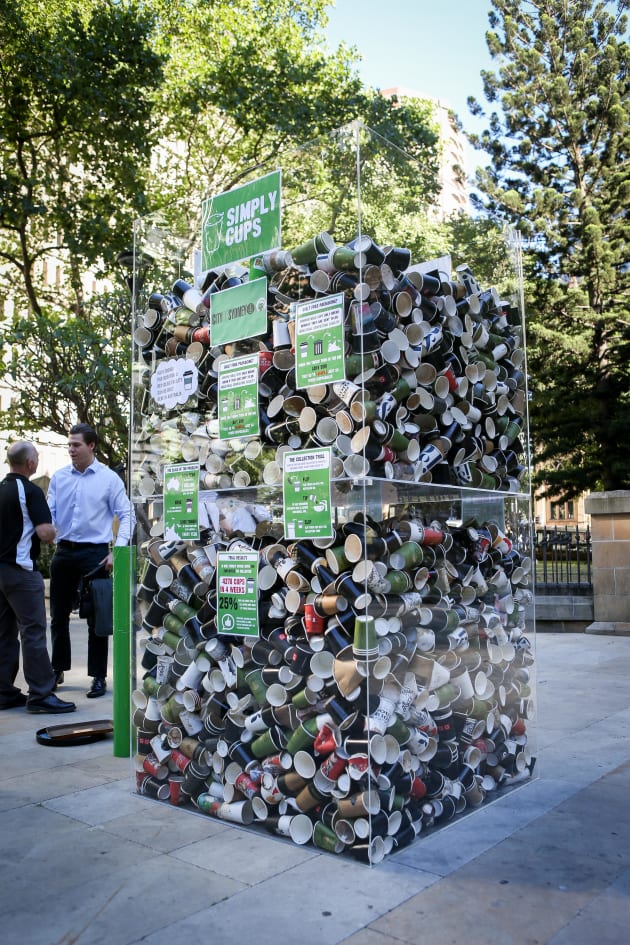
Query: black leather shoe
[
  {"left": 27, "top": 693, "right": 76, "bottom": 714},
  {"left": 0, "top": 692, "right": 28, "bottom": 710},
  {"left": 86, "top": 677, "right": 107, "bottom": 699},
  {"left": 52, "top": 670, "right": 64, "bottom": 690}
]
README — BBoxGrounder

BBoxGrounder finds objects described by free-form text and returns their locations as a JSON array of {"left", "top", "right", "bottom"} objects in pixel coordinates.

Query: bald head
[{"left": 7, "top": 441, "right": 39, "bottom": 476}]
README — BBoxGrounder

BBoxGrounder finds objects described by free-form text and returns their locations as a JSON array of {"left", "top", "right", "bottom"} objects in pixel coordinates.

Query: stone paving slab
[
  {"left": 100, "top": 799, "right": 221, "bottom": 854},
  {"left": 1, "top": 628, "right": 629, "bottom": 945},
  {"left": 2, "top": 842, "right": 245, "bottom": 945},
  {"left": 134, "top": 853, "right": 437, "bottom": 945},
  {"left": 547, "top": 867, "right": 630, "bottom": 945},
  {"left": 169, "top": 823, "right": 318, "bottom": 884},
  {"left": 43, "top": 778, "right": 143, "bottom": 826},
  {"left": 362, "top": 760, "right": 630, "bottom": 945}
]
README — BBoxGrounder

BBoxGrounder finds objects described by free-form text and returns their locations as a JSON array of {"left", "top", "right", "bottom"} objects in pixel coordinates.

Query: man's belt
[{"left": 57, "top": 540, "right": 108, "bottom": 549}]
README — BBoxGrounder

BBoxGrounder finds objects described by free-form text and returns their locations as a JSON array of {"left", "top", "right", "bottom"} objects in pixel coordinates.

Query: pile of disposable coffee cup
[
  {"left": 132, "top": 232, "right": 534, "bottom": 863},
  {"left": 132, "top": 232, "right": 527, "bottom": 496}
]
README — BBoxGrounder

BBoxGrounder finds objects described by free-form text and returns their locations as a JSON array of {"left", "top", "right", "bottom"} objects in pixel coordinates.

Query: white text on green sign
[
  {"left": 210, "top": 277, "right": 268, "bottom": 347},
  {"left": 283, "top": 448, "right": 333, "bottom": 541},
  {"left": 295, "top": 293, "right": 346, "bottom": 388},
  {"left": 216, "top": 551, "right": 259, "bottom": 638},
  {"left": 163, "top": 463, "right": 200, "bottom": 541},
  {"left": 201, "top": 170, "right": 281, "bottom": 270},
  {"left": 218, "top": 354, "right": 261, "bottom": 440}
]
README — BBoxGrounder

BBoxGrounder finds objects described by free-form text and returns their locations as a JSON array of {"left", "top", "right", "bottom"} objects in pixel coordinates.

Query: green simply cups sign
[{"left": 201, "top": 170, "right": 281, "bottom": 270}]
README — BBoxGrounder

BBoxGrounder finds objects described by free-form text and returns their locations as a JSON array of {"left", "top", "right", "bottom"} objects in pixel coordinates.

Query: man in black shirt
[{"left": 0, "top": 441, "right": 75, "bottom": 713}]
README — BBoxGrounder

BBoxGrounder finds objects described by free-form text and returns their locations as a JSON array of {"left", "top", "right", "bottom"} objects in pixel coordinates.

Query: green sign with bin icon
[
  {"left": 283, "top": 448, "right": 333, "bottom": 540},
  {"left": 218, "top": 353, "right": 260, "bottom": 440},
  {"left": 295, "top": 293, "right": 346, "bottom": 389}
]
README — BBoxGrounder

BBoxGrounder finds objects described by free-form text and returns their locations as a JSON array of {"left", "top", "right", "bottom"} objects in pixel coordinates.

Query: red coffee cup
[
  {"left": 410, "top": 776, "right": 427, "bottom": 800},
  {"left": 314, "top": 723, "right": 338, "bottom": 755},
  {"left": 170, "top": 748, "right": 191, "bottom": 772},
  {"left": 320, "top": 749, "right": 348, "bottom": 781},
  {"left": 169, "top": 775, "right": 184, "bottom": 805},
  {"left": 259, "top": 350, "right": 274, "bottom": 375},
  {"left": 235, "top": 772, "right": 259, "bottom": 800},
  {"left": 304, "top": 603, "right": 326, "bottom": 637}
]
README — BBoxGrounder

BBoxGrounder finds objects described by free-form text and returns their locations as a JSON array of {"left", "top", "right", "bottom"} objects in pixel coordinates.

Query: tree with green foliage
[
  {"left": 1, "top": 0, "right": 443, "bottom": 465},
  {"left": 468, "top": 0, "right": 630, "bottom": 498},
  {"left": 141, "top": 0, "right": 441, "bottom": 248},
  {"left": 0, "top": 0, "right": 164, "bottom": 464},
  {"left": 444, "top": 213, "right": 517, "bottom": 293}
]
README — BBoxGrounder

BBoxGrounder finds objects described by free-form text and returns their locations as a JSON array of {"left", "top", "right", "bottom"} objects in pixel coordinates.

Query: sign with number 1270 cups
[{"left": 216, "top": 551, "right": 259, "bottom": 638}]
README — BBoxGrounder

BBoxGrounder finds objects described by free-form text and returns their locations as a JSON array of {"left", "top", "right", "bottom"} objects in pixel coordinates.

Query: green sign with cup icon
[
  {"left": 294, "top": 292, "right": 346, "bottom": 388},
  {"left": 163, "top": 462, "right": 200, "bottom": 541},
  {"left": 218, "top": 353, "right": 260, "bottom": 440},
  {"left": 209, "top": 276, "right": 268, "bottom": 347},
  {"left": 201, "top": 169, "right": 282, "bottom": 271},
  {"left": 283, "top": 448, "right": 333, "bottom": 541},
  {"left": 216, "top": 551, "right": 259, "bottom": 638}
]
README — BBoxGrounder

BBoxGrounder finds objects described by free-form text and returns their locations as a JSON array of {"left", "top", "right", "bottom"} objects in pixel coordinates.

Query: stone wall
[
  {"left": 583, "top": 491, "right": 630, "bottom": 636},
  {"left": 534, "top": 594, "right": 593, "bottom": 633}
]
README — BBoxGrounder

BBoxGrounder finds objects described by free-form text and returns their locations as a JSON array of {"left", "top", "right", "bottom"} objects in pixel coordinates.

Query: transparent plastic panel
[{"left": 129, "top": 123, "right": 534, "bottom": 863}]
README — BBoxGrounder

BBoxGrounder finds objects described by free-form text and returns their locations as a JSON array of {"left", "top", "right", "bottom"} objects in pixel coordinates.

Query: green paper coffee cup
[
  {"left": 387, "top": 428, "right": 411, "bottom": 452},
  {"left": 161, "top": 694, "right": 184, "bottom": 723},
  {"left": 385, "top": 570, "right": 413, "bottom": 594},
  {"left": 389, "top": 541, "right": 423, "bottom": 570},
  {"left": 251, "top": 725, "right": 285, "bottom": 759},
  {"left": 285, "top": 716, "right": 319, "bottom": 755},
  {"left": 291, "top": 232, "right": 335, "bottom": 265},
  {"left": 292, "top": 686, "right": 319, "bottom": 709},
  {"left": 313, "top": 821, "right": 345, "bottom": 853},
  {"left": 352, "top": 614, "right": 378, "bottom": 660},
  {"left": 161, "top": 630, "right": 181, "bottom": 652},
  {"left": 386, "top": 713, "right": 411, "bottom": 745},
  {"left": 142, "top": 676, "right": 159, "bottom": 696},
  {"left": 245, "top": 668, "right": 268, "bottom": 704},
  {"left": 331, "top": 245, "right": 358, "bottom": 271}
]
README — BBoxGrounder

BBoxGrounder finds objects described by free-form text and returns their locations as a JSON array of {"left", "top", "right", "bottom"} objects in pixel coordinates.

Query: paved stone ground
[{"left": 1, "top": 625, "right": 628, "bottom": 945}]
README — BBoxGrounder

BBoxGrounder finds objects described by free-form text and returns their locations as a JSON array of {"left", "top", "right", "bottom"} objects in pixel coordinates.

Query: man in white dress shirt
[{"left": 48, "top": 424, "right": 132, "bottom": 698}]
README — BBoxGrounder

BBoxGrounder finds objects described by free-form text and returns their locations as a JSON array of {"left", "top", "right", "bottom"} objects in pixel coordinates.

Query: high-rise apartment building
[{"left": 381, "top": 87, "right": 469, "bottom": 219}]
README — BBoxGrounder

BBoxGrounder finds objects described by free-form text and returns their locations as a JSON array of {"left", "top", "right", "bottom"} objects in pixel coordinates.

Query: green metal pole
[{"left": 113, "top": 545, "right": 133, "bottom": 757}]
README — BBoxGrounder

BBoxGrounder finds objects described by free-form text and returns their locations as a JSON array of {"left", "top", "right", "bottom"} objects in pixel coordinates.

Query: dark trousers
[
  {"left": 49, "top": 543, "right": 109, "bottom": 679},
  {"left": 0, "top": 564, "right": 56, "bottom": 701}
]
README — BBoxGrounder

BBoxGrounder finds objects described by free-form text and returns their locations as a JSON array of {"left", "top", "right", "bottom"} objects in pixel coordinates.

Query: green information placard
[
  {"left": 294, "top": 293, "right": 346, "bottom": 389},
  {"left": 283, "top": 448, "right": 333, "bottom": 540},
  {"left": 210, "top": 277, "right": 268, "bottom": 347},
  {"left": 201, "top": 170, "right": 281, "bottom": 270},
  {"left": 163, "top": 463, "right": 200, "bottom": 541},
  {"left": 218, "top": 354, "right": 260, "bottom": 440},
  {"left": 216, "top": 551, "right": 259, "bottom": 638}
]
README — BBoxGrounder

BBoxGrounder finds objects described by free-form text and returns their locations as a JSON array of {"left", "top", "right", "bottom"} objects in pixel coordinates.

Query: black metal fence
[{"left": 532, "top": 525, "right": 592, "bottom": 594}]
